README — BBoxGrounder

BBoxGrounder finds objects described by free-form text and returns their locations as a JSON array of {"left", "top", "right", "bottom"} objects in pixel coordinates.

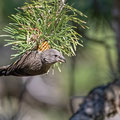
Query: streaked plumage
[{"left": 0, "top": 49, "right": 66, "bottom": 76}]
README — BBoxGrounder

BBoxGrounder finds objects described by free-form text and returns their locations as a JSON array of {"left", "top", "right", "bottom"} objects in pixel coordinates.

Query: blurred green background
[{"left": 0, "top": 0, "right": 119, "bottom": 120}]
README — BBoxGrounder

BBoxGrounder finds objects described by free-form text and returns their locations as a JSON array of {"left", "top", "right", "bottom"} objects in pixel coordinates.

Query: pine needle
[{"left": 1, "top": 0, "right": 87, "bottom": 58}]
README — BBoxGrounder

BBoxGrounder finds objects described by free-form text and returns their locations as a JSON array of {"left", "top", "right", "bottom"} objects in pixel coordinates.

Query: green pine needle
[{"left": 2, "top": 0, "right": 87, "bottom": 59}]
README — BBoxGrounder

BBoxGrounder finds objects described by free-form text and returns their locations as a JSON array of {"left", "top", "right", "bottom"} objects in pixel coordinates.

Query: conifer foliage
[{"left": 2, "top": 0, "right": 87, "bottom": 58}]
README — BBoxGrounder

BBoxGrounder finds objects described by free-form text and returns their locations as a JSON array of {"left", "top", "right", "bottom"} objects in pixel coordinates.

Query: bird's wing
[
  {"left": 0, "top": 65, "right": 10, "bottom": 76},
  {"left": 6, "top": 51, "right": 32, "bottom": 75}
]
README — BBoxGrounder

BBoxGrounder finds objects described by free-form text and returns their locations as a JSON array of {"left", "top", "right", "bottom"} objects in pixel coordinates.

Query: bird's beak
[{"left": 59, "top": 56, "right": 66, "bottom": 63}]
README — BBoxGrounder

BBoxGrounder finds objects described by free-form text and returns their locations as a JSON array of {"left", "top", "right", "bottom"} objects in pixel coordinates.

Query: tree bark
[{"left": 70, "top": 79, "right": 120, "bottom": 120}]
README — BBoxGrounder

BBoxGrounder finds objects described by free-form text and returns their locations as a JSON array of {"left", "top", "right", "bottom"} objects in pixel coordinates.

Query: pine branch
[{"left": 1, "top": 0, "right": 87, "bottom": 59}]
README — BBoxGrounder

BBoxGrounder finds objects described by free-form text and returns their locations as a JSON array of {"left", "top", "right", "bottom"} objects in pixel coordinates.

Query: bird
[{"left": 0, "top": 49, "right": 66, "bottom": 76}]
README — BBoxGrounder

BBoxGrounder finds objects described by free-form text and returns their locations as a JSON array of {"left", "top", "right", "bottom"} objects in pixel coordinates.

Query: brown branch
[{"left": 70, "top": 79, "right": 120, "bottom": 120}]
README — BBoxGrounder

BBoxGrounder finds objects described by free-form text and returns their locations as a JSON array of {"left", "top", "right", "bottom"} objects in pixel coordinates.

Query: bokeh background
[{"left": 0, "top": 0, "right": 119, "bottom": 120}]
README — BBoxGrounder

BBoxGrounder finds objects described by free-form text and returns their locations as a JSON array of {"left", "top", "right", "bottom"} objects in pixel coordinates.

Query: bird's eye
[{"left": 55, "top": 55, "right": 58, "bottom": 57}]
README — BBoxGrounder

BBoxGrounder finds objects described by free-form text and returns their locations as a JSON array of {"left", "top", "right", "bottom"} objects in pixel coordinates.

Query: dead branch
[{"left": 70, "top": 79, "right": 120, "bottom": 120}]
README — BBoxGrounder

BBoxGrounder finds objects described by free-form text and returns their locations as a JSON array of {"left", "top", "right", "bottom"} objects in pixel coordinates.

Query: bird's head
[{"left": 41, "top": 49, "right": 66, "bottom": 65}]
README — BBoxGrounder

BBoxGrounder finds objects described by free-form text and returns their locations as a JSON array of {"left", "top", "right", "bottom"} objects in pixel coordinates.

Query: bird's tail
[{"left": 0, "top": 66, "right": 9, "bottom": 76}]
